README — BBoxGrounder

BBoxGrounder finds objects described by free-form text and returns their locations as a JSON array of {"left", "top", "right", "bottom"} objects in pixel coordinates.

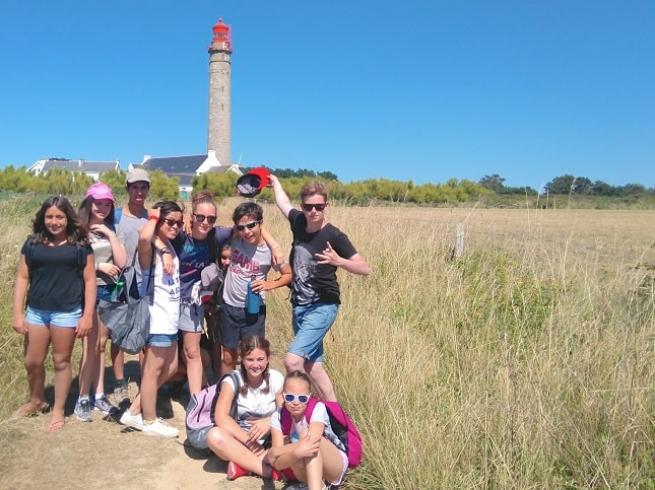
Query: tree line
[
  {"left": 1, "top": 164, "right": 651, "bottom": 205},
  {"left": 479, "top": 173, "right": 654, "bottom": 197}
]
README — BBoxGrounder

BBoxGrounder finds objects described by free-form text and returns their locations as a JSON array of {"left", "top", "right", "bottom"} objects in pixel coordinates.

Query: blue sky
[{"left": 0, "top": 1, "right": 652, "bottom": 188}]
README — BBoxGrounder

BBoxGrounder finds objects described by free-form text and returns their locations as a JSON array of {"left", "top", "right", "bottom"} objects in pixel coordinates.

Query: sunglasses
[
  {"left": 193, "top": 213, "right": 217, "bottom": 225},
  {"left": 283, "top": 393, "right": 311, "bottom": 404},
  {"left": 301, "top": 203, "right": 327, "bottom": 212},
  {"left": 161, "top": 218, "right": 184, "bottom": 228},
  {"left": 236, "top": 221, "right": 260, "bottom": 232}
]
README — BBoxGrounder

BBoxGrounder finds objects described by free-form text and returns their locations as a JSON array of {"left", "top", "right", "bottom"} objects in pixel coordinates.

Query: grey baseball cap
[{"left": 126, "top": 168, "right": 151, "bottom": 184}]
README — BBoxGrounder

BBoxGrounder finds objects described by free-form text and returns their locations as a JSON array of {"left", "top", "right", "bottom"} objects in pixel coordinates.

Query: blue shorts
[
  {"left": 96, "top": 284, "right": 113, "bottom": 306},
  {"left": 288, "top": 303, "right": 339, "bottom": 362},
  {"left": 25, "top": 306, "right": 82, "bottom": 328},
  {"left": 179, "top": 302, "right": 204, "bottom": 333},
  {"left": 147, "top": 333, "right": 178, "bottom": 348}
]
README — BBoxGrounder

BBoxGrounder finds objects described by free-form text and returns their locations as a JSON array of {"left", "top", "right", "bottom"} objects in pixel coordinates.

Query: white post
[{"left": 452, "top": 222, "right": 465, "bottom": 259}]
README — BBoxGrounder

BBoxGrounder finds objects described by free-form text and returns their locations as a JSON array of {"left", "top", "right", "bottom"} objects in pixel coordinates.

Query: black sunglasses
[
  {"left": 193, "top": 213, "right": 217, "bottom": 225},
  {"left": 162, "top": 218, "right": 184, "bottom": 228},
  {"left": 301, "top": 203, "right": 327, "bottom": 212},
  {"left": 235, "top": 221, "right": 260, "bottom": 232}
]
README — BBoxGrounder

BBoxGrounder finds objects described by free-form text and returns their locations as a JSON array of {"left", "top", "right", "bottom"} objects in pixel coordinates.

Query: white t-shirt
[
  {"left": 144, "top": 247, "right": 180, "bottom": 335},
  {"left": 271, "top": 401, "right": 347, "bottom": 453},
  {"left": 221, "top": 369, "right": 284, "bottom": 431}
]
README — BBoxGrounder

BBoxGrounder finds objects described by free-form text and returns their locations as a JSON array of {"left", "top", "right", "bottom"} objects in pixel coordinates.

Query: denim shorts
[
  {"left": 96, "top": 284, "right": 114, "bottom": 306},
  {"left": 147, "top": 333, "right": 178, "bottom": 347},
  {"left": 288, "top": 303, "right": 339, "bottom": 362},
  {"left": 178, "top": 302, "right": 204, "bottom": 333},
  {"left": 25, "top": 306, "right": 82, "bottom": 328},
  {"left": 218, "top": 303, "right": 266, "bottom": 351}
]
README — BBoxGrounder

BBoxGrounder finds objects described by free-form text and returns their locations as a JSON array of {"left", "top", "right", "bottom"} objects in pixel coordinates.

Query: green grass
[{"left": 2, "top": 194, "right": 655, "bottom": 487}]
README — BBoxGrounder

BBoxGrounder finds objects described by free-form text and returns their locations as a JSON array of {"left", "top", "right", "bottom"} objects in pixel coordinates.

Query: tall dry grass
[{"left": 2, "top": 195, "right": 655, "bottom": 487}]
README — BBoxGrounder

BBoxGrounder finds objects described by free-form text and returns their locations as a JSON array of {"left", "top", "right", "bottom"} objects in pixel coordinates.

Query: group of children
[{"left": 12, "top": 168, "right": 369, "bottom": 489}]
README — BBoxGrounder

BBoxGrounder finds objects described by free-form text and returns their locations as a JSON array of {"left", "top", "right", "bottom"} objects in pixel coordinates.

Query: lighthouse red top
[{"left": 210, "top": 18, "right": 232, "bottom": 51}]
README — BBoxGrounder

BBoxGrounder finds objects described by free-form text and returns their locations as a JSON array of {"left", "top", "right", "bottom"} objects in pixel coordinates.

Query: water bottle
[{"left": 246, "top": 277, "right": 261, "bottom": 315}]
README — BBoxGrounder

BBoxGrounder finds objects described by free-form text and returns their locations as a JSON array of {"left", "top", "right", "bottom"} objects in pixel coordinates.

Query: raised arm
[
  {"left": 269, "top": 175, "right": 294, "bottom": 218},
  {"left": 138, "top": 208, "right": 159, "bottom": 270}
]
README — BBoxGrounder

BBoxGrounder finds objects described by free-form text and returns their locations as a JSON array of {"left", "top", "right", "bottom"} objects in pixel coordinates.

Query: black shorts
[{"left": 218, "top": 303, "right": 266, "bottom": 350}]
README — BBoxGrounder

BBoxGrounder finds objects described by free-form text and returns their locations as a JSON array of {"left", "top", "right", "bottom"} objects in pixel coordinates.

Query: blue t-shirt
[{"left": 172, "top": 226, "right": 232, "bottom": 299}]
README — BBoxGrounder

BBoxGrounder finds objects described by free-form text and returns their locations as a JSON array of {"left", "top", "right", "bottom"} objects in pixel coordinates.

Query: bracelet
[
  {"left": 149, "top": 215, "right": 159, "bottom": 221},
  {"left": 160, "top": 247, "right": 171, "bottom": 255}
]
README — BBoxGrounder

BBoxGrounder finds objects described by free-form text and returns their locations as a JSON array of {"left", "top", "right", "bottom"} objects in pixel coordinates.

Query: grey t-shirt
[
  {"left": 222, "top": 238, "right": 278, "bottom": 308},
  {"left": 116, "top": 210, "right": 148, "bottom": 281}
]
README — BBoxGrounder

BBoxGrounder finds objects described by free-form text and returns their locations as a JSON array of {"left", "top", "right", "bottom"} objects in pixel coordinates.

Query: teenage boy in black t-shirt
[{"left": 270, "top": 176, "right": 370, "bottom": 401}]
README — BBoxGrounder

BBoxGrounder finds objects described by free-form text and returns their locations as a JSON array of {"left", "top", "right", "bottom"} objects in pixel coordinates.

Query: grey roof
[
  {"left": 42, "top": 159, "right": 118, "bottom": 173},
  {"left": 143, "top": 155, "right": 207, "bottom": 174},
  {"left": 82, "top": 161, "right": 119, "bottom": 172}
]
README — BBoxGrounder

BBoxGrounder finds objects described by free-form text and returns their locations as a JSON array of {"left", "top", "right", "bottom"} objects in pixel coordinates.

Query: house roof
[
  {"left": 142, "top": 155, "right": 207, "bottom": 174},
  {"left": 41, "top": 159, "right": 118, "bottom": 173}
]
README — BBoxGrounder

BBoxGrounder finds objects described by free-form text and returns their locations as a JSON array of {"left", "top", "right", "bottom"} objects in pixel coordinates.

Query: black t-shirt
[
  {"left": 22, "top": 239, "right": 93, "bottom": 311},
  {"left": 288, "top": 209, "right": 357, "bottom": 306}
]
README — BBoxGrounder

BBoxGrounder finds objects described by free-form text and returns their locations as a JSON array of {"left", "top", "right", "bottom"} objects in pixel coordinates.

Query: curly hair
[{"left": 30, "top": 195, "right": 87, "bottom": 245}]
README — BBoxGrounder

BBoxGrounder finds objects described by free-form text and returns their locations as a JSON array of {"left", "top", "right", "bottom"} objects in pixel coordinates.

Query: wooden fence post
[{"left": 451, "top": 222, "right": 465, "bottom": 260}]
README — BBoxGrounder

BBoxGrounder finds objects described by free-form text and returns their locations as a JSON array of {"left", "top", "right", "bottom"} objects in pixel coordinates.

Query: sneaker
[
  {"left": 142, "top": 418, "right": 179, "bottom": 438},
  {"left": 226, "top": 461, "right": 251, "bottom": 481},
  {"left": 113, "top": 382, "right": 129, "bottom": 404},
  {"left": 93, "top": 395, "right": 118, "bottom": 415},
  {"left": 119, "top": 410, "right": 144, "bottom": 431},
  {"left": 74, "top": 398, "right": 93, "bottom": 422}
]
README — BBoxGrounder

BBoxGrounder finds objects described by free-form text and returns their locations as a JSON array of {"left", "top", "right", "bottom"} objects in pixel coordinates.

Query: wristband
[
  {"left": 149, "top": 215, "right": 159, "bottom": 221},
  {"left": 160, "top": 247, "right": 171, "bottom": 255}
]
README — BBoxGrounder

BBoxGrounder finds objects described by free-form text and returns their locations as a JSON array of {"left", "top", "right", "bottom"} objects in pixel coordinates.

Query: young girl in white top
[
  {"left": 268, "top": 371, "right": 349, "bottom": 490},
  {"left": 206, "top": 335, "right": 284, "bottom": 481},
  {"left": 120, "top": 201, "right": 182, "bottom": 438}
]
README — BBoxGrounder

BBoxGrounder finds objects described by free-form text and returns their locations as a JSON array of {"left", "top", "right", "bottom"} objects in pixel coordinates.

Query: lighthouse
[{"left": 207, "top": 18, "right": 232, "bottom": 165}]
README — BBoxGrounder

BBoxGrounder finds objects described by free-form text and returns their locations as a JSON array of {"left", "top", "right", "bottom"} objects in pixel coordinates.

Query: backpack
[
  {"left": 186, "top": 371, "right": 241, "bottom": 433},
  {"left": 280, "top": 398, "right": 363, "bottom": 469}
]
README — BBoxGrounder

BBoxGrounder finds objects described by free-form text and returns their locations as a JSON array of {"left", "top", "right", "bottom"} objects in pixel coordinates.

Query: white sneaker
[
  {"left": 142, "top": 418, "right": 179, "bottom": 438},
  {"left": 119, "top": 410, "right": 144, "bottom": 431}
]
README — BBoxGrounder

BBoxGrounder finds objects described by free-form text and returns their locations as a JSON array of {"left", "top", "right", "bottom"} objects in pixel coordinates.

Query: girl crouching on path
[
  {"left": 12, "top": 196, "right": 96, "bottom": 432},
  {"left": 268, "top": 371, "right": 349, "bottom": 490},
  {"left": 119, "top": 201, "right": 182, "bottom": 437},
  {"left": 205, "top": 336, "right": 284, "bottom": 481}
]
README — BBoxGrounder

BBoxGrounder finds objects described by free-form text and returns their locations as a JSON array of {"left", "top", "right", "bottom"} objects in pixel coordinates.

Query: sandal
[
  {"left": 15, "top": 401, "right": 50, "bottom": 417},
  {"left": 46, "top": 417, "right": 65, "bottom": 433}
]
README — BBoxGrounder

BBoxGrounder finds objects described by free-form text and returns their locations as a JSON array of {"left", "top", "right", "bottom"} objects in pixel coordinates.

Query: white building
[{"left": 28, "top": 158, "right": 120, "bottom": 181}]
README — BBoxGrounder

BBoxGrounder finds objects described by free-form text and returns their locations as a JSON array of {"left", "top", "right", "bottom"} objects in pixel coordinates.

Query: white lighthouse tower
[{"left": 207, "top": 18, "right": 232, "bottom": 166}]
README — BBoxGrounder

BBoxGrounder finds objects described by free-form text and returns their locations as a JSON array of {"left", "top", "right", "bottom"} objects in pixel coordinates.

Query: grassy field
[{"left": 2, "top": 194, "right": 655, "bottom": 487}]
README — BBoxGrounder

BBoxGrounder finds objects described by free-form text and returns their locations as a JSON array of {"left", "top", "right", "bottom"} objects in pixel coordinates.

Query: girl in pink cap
[{"left": 75, "top": 182, "right": 127, "bottom": 421}]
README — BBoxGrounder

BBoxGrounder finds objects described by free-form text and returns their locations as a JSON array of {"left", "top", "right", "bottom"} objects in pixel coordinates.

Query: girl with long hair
[
  {"left": 205, "top": 335, "right": 284, "bottom": 481},
  {"left": 74, "top": 182, "right": 127, "bottom": 421},
  {"left": 12, "top": 195, "right": 96, "bottom": 432},
  {"left": 119, "top": 201, "right": 183, "bottom": 437}
]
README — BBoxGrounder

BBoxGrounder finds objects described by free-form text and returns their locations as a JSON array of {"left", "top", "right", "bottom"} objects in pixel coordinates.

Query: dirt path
[{"left": 0, "top": 367, "right": 283, "bottom": 490}]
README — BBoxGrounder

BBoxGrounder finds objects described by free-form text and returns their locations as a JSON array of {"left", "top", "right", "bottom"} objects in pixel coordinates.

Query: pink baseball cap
[{"left": 85, "top": 182, "right": 115, "bottom": 202}]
